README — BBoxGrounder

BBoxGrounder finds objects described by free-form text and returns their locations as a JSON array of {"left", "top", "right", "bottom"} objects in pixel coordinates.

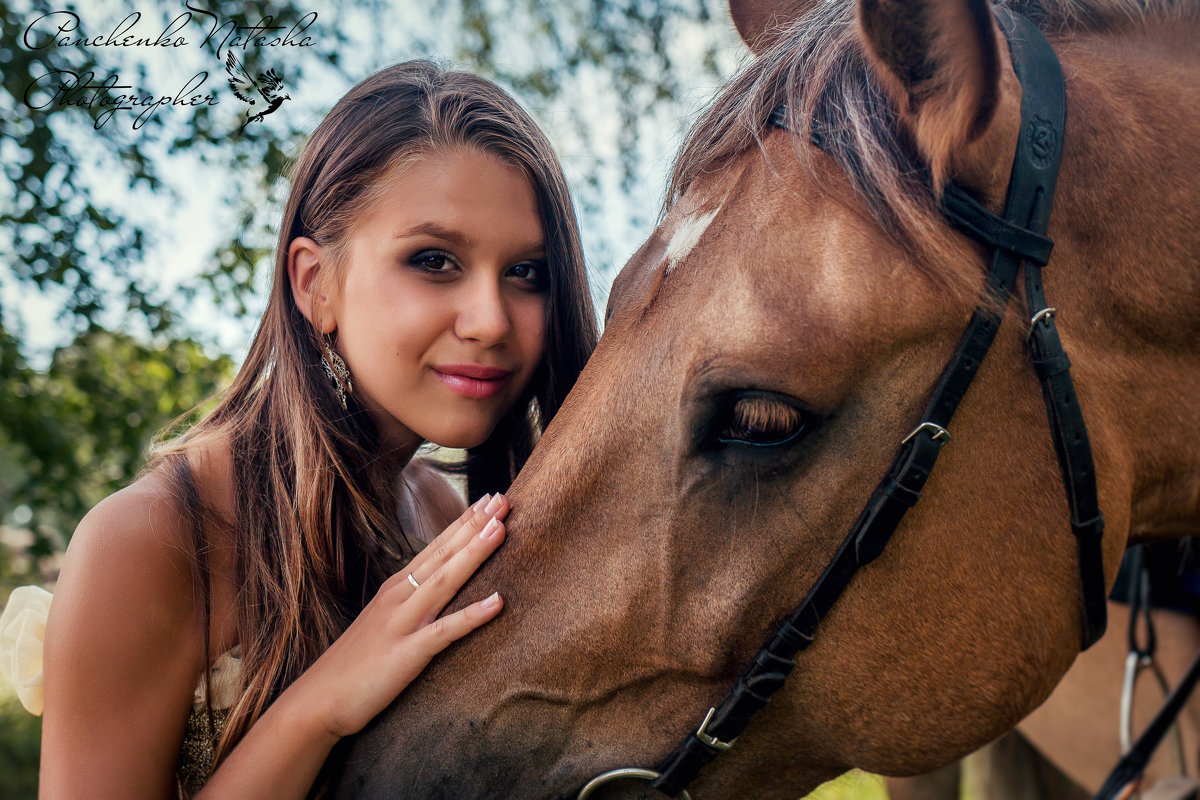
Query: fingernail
[
  {"left": 472, "top": 493, "right": 491, "bottom": 512},
  {"left": 484, "top": 493, "right": 504, "bottom": 515},
  {"left": 481, "top": 592, "right": 501, "bottom": 610},
  {"left": 479, "top": 516, "right": 501, "bottom": 539}
]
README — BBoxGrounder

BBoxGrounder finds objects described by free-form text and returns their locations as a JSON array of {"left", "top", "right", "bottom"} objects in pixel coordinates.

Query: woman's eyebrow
[
  {"left": 393, "top": 222, "right": 477, "bottom": 246},
  {"left": 394, "top": 222, "right": 544, "bottom": 256}
]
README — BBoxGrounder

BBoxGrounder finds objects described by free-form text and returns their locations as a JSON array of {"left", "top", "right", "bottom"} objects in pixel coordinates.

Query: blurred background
[{"left": 0, "top": 0, "right": 892, "bottom": 795}]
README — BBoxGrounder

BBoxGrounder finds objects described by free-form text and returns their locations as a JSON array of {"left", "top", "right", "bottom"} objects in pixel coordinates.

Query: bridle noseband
[{"left": 577, "top": 8, "right": 1107, "bottom": 799}]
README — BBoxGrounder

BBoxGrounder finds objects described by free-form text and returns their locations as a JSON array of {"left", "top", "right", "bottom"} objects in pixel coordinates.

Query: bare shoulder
[
  {"left": 398, "top": 459, "right": 467, "bottom": 545},
  {"left": 55, "top": 469, "right": 198, "bottom": 638}
]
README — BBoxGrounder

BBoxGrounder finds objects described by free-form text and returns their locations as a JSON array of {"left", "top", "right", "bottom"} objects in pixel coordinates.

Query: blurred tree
[
  {"left": 0, "top": 690, "right": 41, "bottom": 798},
  {"left": 0, "top": 313, "right": 234, "bottom": 584},
  {"left": 0, "top": 0, "right": 736, "bottom": 573}
]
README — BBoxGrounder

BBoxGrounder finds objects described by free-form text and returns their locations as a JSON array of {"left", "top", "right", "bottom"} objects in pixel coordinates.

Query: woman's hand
[
  {"left": 197, "top": 492, "right": 510, "bottom": 800},
  {"left": 290, "top": 491, "right": 509, "bottom": 739}
]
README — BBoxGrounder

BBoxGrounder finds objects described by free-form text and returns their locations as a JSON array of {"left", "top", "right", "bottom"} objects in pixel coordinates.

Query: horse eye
[{"left": 716, "top": 393, "right": 810, "bottom": 447}]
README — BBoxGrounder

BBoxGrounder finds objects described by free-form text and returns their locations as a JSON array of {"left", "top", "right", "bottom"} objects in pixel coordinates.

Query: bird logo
[{"left": 225, "top": 51, "right": 291, "bottom": 132}]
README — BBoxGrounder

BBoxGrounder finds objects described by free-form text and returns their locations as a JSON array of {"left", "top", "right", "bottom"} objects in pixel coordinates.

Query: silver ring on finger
[{"left": 407, "top": 572, "right": 421, "bottom": 590}]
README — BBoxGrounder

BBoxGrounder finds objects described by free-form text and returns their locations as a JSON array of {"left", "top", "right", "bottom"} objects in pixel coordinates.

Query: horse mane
[
  {"left": 1011, "top": 0, "right": 1197, "bottom": 31},
  {"left": 665, "top": 0, "right": 1195, "bottom": 299}
]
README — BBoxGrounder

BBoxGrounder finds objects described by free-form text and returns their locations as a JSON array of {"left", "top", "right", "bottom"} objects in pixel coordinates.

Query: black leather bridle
[{"left": 577, "top": 8, "right": 1108, "bottom": 800}]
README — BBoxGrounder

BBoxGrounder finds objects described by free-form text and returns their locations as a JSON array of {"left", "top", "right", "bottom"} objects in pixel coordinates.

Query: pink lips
[{"left": 432, "top": 364, "right": 514, "bottom": 399}]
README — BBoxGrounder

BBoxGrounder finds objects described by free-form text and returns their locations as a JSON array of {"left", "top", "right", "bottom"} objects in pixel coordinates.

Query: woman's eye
[
  {"left": 507, "top": 261, "right": 547, "bottom": 287},
  {"left": 411, "top": 250, "right": 456, "bottom": 272},
  {"left": 716, "top": 394, "right": 810, "bottom": 447}
]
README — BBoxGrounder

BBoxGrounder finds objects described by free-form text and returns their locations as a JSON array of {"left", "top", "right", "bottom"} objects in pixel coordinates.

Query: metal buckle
[
  {"left": 696, "top": 707, "right": 737, "bottom": 752},
  {"left": 576, "top": 767, "right": 694, "bottom": 800},
  {"left": 901, "top": 422, "right": 951, "bottom": 446},
  {"left": 1027, "top": 307, "right": 1057, "bottom": 340}
]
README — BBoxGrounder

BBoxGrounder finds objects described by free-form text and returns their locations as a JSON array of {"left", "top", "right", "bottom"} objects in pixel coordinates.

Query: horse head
[{"left": 331, "top": 0, "right": 1200, "bottom": 796}]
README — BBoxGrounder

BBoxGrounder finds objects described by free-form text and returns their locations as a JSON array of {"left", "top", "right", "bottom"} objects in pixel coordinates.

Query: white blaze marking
[{"left": 663, "top": 204, "right": 721, "bottom": 274}]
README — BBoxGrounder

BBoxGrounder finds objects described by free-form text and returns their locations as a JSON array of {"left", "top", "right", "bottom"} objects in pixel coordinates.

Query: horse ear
[
  {"left": 858, "top": 0, "right": 1014, "bottom": 191},
  {"left": 730, "top": 0, "right": 817, "bottom": 53}
]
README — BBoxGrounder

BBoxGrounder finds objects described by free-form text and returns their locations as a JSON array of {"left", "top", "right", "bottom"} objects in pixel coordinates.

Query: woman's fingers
[
  {"left": 389, "top": 493, "right": 509, "bottom": 594},
  {"left": 299, "top": 496, "right": 509, "bottom": 740},
  {"left": 423, "top": 492, "right": 507, "bottom": 566},
  {"left": 396, "top": 514, "right": 506, "bottom": 629},
  {"left": 411, "top": 592, "right": 504, "bottom": 660},
  {"left": 402, "top": 496, "right": 489, "bottom": 578}
]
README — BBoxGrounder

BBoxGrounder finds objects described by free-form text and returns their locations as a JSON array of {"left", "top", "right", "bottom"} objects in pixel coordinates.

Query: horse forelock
[
  {"left": 665, "top": 0, "right": 1193, "bottom": 305},
  {"left": 666, "top": 0, "right": 975, "bottom": 301}
]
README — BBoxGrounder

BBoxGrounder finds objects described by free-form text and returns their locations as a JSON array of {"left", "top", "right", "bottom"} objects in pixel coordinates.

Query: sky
[{"left": 3, "top": 0, "right": 747, "bottom": 368}]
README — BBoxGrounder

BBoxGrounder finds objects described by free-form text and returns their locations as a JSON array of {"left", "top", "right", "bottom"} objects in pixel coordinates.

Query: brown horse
[
  {"left": 886, "top": 598, "right": 1200, "bottom": 799},
  {"left": 329, "top": 0, "right": 1200, "bottom": 796}
]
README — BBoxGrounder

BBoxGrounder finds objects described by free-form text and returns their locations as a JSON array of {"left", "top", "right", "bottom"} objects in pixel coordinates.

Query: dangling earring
[{"left": 322, "top": 340, "right": 353, "bottom": 409}]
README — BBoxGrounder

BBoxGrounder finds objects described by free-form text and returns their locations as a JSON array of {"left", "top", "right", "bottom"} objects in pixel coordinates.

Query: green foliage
[
  {"left": 806, "top": 771, "right": 890, "bottom": 800},
  {"left": 0, "top": 318, "right": 233, "bottom": 580},
  {"left": 1, "top": 0, "right": 364, "bottom": 332},
  {"left": 0, "top": 686, "right": 41, "bottom": 800}
]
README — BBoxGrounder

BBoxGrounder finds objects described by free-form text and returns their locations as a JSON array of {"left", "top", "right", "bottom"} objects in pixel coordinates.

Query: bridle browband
[{"left": 576, "top": 8, "right": 1107, "bottom": 800}]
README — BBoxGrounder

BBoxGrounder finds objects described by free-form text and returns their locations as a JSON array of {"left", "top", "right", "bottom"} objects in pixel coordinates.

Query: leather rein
[{"left": 577, "top": 9, "right": 1107, "bottom": 799}]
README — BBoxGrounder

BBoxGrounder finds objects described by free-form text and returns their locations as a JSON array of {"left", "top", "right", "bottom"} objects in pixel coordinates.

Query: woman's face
[{"left": 323, "top": 147, "right": 548, "bottom": 451}]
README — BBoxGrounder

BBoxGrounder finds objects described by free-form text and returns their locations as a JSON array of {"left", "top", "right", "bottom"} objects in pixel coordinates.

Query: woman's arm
[
  {"left": 41, "top": 480, "right": 205, "bottom": 799},
  {"left": 42, "top": 476, "right": 509, "bottom": 800}
]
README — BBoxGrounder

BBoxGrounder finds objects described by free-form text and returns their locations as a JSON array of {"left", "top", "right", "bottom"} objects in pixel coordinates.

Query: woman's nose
[{"left": 453, "top": 278, "right": 512, "bottom": 346}]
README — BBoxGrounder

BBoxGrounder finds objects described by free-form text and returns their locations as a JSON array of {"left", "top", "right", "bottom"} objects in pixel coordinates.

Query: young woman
[{"left": 27, "top": 61, "right": 598, "bottom": 798}]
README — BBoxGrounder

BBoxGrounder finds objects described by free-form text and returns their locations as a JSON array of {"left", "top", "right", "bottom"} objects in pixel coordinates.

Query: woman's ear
[{"left": 288, "top": 237, "right": 336, "bottom": 334}]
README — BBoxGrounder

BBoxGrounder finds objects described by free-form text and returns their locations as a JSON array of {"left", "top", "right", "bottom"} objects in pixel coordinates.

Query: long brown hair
[{"left": 151, "top": 60, "right": 597, "bottom": 772}]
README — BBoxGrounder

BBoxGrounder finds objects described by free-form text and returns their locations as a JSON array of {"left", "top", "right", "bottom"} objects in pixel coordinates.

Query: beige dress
[{"left": 175, "top": 647, "right": 241, "bottom": 796}]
